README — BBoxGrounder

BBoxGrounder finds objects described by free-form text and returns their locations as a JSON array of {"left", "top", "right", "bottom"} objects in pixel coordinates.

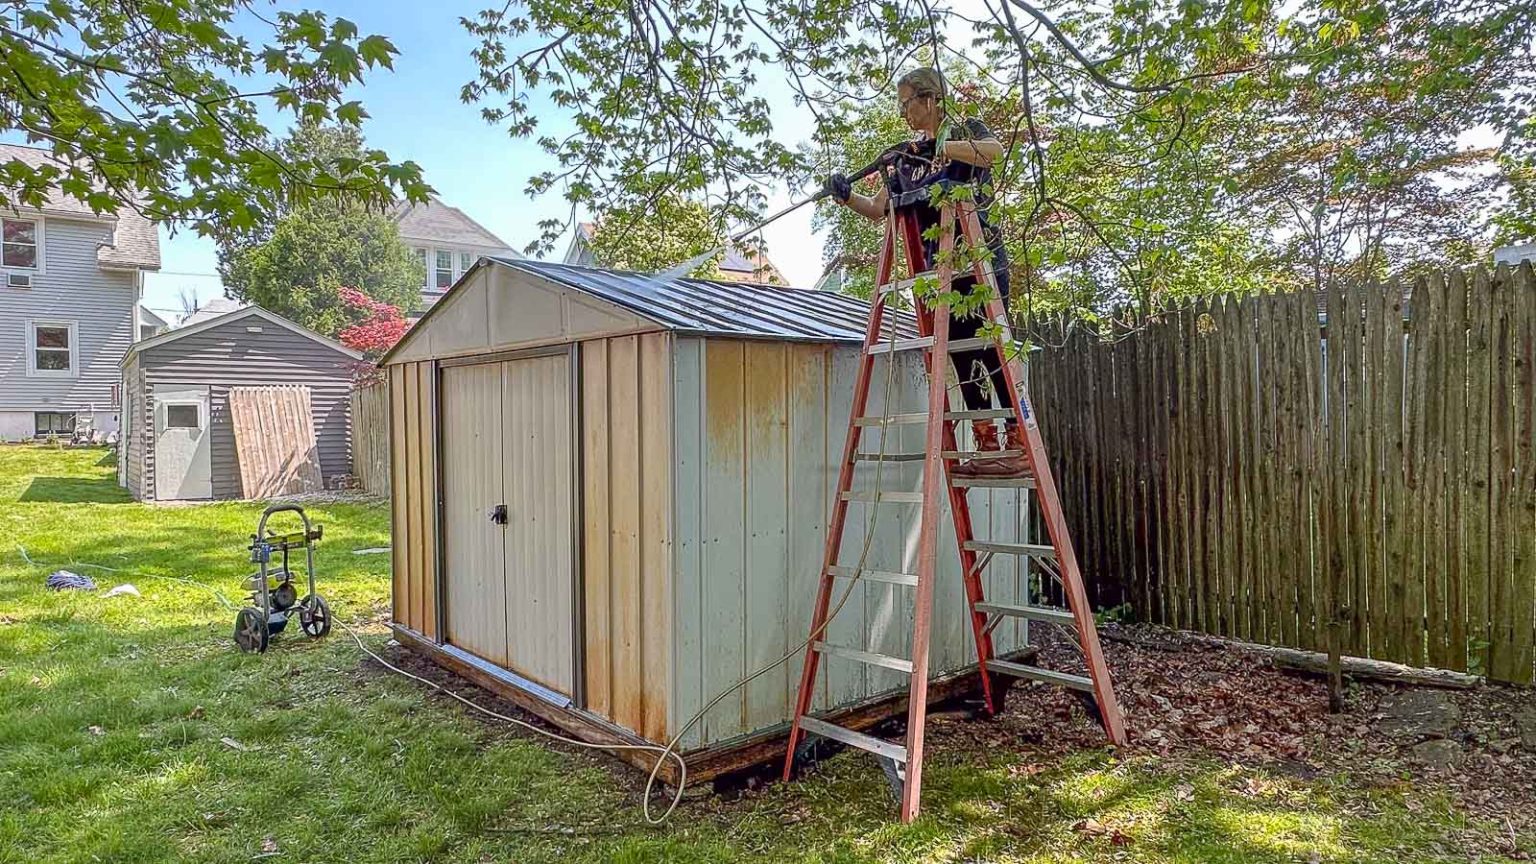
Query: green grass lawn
[{"left": 0, "top": 444, "right": 1527, "bottom": 863}]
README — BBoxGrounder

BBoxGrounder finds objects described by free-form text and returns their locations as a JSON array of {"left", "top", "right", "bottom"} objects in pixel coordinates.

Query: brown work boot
[
  {"left": 951, "top": 420, "right": 1001, "bottom": 477},
  {"left": 969, "top": 423, "right": 1031, "bottom": 478}
]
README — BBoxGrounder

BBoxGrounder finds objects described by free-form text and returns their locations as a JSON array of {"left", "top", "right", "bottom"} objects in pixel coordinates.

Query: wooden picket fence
[
  {"left": 350, "top": 381, "right": 391, "bottom": 496},
  {"left": 1026, "top": 264, "right": 1536, "bottom": 685}
]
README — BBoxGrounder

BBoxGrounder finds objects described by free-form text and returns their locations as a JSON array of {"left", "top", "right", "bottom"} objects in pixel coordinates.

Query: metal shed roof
[{"left": 492, "top": 258, "right": 916, "bottom": 342}]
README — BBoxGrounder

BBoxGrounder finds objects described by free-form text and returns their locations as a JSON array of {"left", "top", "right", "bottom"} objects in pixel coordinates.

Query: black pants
[{"left": 940, "top": 270, "right": 1010, "bottom": 413}]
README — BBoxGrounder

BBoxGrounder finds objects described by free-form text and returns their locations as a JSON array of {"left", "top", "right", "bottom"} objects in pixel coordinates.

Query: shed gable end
[{"left": 388, "top": 265, "right": 661, "bottom": 363}]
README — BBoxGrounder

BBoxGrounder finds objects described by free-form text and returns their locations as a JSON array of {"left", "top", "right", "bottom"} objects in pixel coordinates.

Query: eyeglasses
[{"left": 898, "top": 93, "right": 931, "bottom": 112}]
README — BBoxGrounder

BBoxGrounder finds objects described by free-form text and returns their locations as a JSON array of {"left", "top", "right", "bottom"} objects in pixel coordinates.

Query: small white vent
[
  {"left": 7, "top": 273, "right": 31, "bottom": 289},
  {"left": 245, "top": 326, "right": 263, "bottom": 333}
]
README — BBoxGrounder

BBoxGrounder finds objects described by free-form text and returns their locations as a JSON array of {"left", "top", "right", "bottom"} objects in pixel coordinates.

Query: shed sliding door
[{"left": 441, "top": 353, "right": 576, "bottom": 697}]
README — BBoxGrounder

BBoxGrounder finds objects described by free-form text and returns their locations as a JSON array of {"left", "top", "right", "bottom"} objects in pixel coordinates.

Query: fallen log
[{"left": 1102, "top": 628, "right": 1482, "bottom": 690}]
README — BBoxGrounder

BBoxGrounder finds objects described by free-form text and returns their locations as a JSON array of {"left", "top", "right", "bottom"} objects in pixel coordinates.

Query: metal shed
[
  {"left": 383, "top": 258, "right": 1039, "bottom": 782},
  {"left": 119, "top": 306, "right": 361, "bottom": 501}
]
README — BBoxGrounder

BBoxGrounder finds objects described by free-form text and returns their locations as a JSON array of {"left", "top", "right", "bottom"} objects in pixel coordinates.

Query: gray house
[
  {"left": 392, "top": 196, "right": 521, "bottom": 314},
  {"left": 119, "top": 305, "right": 361, "bottom": 501},
  {"left": 0, "top": 143, "right": 161, "bottom": 440}
]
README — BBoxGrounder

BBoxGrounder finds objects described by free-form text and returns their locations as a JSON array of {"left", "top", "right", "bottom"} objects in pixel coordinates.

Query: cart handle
[{"left": 255, "top": 504, "right": 321, "bottom": 543}]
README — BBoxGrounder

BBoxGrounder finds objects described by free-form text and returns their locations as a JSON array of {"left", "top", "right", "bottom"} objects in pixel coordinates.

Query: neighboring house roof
[
  {"left": 177, "top": 296, "right": 244, "bottom": 327},
  {"left": 125, "top": 305, "right": 362, "bottom": 364},
  {"left": 1494, "top": 242, "right": 1536, "bottom": 265},
  {"left": 391, "top": 195, "right": 520, "bottom": 253},
  {"left": 566, "top": 221, "right": 788, "bottom": 286},
  {"left": 0, "top": 142, "right": 161, "bottom": 269},
  {"left": 137, "top": 305, "right": 170, "bottom": 330},
  {"left": 495, "top": 257, "right": 912, "bottom": 341}
]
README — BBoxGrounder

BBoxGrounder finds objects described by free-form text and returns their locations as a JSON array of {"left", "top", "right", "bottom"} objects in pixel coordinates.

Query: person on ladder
[{"left": 824, "top": 66, "right": 1025, "bottom": 479}]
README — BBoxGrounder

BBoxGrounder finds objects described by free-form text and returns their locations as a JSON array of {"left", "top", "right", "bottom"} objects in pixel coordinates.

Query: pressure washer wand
[{"left": 651, "top": 155, "right": 888, "bottom": 285}]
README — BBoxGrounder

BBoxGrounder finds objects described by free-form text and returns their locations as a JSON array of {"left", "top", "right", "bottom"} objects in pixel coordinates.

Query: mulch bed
[{"left": 975, "top": 622, "right": 1536, "bottom": 845}]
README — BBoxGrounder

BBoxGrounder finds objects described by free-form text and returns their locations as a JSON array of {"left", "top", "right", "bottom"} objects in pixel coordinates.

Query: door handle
[{"left": 489, "top": 504, "right": 508, "bottom": 526}]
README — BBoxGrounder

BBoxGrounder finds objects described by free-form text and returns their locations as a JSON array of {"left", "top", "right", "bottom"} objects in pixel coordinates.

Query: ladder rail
[
  {"left": 953, "top": 203, "right": 1127, "bottom": 746},
  {"left": 895, "top": 205, "right": 955, "bottom": 823},
  {"left": 783, "top": 212, "right": 903, "bottom": 783}
]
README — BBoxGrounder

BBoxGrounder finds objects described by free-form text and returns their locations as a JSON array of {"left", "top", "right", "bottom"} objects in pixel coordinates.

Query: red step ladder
[{"left": 782, "top": 197, "right": 1127, "bottom": 822}]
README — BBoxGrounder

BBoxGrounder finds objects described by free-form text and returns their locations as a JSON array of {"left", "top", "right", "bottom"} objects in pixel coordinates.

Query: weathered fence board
[
  {"left": 1026, "top": 263, "right": 1536, "bottom": 685},
  {"left": 350, "top": 381, "right": 391, "bottom": 496}
]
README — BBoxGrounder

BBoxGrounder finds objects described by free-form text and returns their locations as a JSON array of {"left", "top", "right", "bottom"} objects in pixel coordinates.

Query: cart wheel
[
  {"left": 299, "top": 595, "right": 331, "bottom": 639},
  {"left": 272, "top": 581, "right": 298, "bottom": 611},
  {"left": 234, "top": 608, "right": 269, "bottom": 653}
]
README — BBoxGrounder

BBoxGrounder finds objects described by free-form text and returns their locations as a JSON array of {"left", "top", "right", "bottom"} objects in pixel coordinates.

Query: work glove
[{"left": 824, "top": 172, "right": 852, "bottom": 203}]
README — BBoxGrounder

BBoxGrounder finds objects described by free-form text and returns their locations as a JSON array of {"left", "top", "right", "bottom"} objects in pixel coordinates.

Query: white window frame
[
  {"left": 160, "top": 399, "right": 205, "bottom": 431},
  {"left": 412, "top": 246, "right": 483, "bottom": 295},
  {"left": 2, "top": 216, "right": 45, "bottom": 274},
  {"left": 433, "top": 249, "right": 456, "bottom": 291},
  {"left": 25, "top": 318, "right": 77, "bottom": 378},
  {"left": 412, "top": 247, "right": 429, "bottom": 289}
]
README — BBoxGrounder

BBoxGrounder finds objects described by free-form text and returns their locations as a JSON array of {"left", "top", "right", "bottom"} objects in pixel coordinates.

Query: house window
[
  {"left": 3, "top": 218, "right": 38, "bottom": 269},
  {"left": 165, "top": 404, "right": 200, "bottom": 429},
  {"left": 34, "top": 411, "right": 75, "bottom": 437},
  {"left": 26, "top": 319, "right": 76, "bottom": 377},
  {"left": 435, "top": 250, "right": 454, "bottom": 289},
  {"left": 139, "top": 323, "right": 158, "bottom": 341},
  {"left": 413, "top": 247, "right": 428, "bottom": 288},
  {"left": 460, "top": 251, "right": 474, "bottom": 273}
]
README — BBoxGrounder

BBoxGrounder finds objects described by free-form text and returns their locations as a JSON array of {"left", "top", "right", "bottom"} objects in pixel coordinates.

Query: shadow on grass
[{"left": 18, "top": 476, "right": 132, "bottom": 504}]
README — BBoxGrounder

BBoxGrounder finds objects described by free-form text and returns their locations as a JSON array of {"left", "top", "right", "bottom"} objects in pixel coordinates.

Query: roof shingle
[
  {"left": 0, "top": 142, "right": 160, "bottom": 269},
  {"left": 391, "top": 196, "right": 517, "bottom": 253}
]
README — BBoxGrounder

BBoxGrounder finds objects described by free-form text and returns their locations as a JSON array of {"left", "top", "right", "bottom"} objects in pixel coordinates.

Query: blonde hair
[{"left": 897, "top": 67, "right": 945, "bottom": 99}]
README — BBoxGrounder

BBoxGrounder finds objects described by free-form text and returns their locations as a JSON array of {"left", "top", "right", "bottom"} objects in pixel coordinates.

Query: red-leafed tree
[{"left": 337, "top": 286, "right": 409, "bottom": 382}]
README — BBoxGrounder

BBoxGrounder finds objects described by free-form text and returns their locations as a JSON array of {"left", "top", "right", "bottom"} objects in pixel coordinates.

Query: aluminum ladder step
[
  {"left": 985, "top": 659, "right": 1094, "bottom": 691},
  {"left": 942, "top": 449, "right": 1022, "bottom": 461},
  {"left": 852, "top": 451, "right": 928, "bottom": 463},
  {"left": 877, "top": 269, "right": 1004, "bottom": 298},
  {"left": 798, "top": 716, "right": 908, "bottom": 764},
  {"left": 851, "top": 449, "right": 1022, "bottom": 463},
  {"left": 974, "top": 601, "right": 1075, "bottom": 625},
  {"left": 814, "top": 641, "right": 914, "bottom": 674},
  {"left": 867, "top": 337, "right": 991, "bottom": 355},
  {"left": 963, "top": 540, "right": 1057, "bottom": 559},
  {"left": 854, "top": 408, "right": 1014, "bottom": 427},
  {"left": 951, "top": 476, "right": 1037, "bottom": 489},
  {"left": 827, "top": 565, "right": 919, "bottom": 587},
  {"left": 840, "top": 490, "right": 924, "bottom": 504},
  {"left": 876, "top": 271, "right": 936, "bottom": 297}
]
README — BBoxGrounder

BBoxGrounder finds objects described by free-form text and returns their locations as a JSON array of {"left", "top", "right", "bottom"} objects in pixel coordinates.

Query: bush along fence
[
  {"left": 351, "top": 380, "right": 391, "bottom": 496},
  {"left": 1025, "top": 263, "right": 1536, "bottom": 685}
]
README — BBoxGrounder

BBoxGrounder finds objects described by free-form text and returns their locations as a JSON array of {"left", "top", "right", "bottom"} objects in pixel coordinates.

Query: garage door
[{"left": 441, "top": 353, "right": 576, "bottom": 696}]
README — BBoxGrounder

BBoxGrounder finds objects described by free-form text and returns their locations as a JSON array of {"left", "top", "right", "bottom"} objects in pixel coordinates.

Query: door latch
[{"left": 490, "top": 504, "right": 508, "bottom": 526}]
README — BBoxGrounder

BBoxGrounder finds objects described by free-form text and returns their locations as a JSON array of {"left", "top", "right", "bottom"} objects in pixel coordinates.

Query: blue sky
[{"left": 144, "top": 0, "right": 827, "bottom": 318}]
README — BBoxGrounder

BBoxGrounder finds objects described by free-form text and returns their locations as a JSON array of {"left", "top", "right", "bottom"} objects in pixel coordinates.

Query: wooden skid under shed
[{"left": 392, "top": 624, "right": 1033, "bottom": 787}]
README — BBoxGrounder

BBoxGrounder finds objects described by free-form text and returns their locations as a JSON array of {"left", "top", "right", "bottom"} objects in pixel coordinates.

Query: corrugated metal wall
[
  {"left": 580, "top": 333, "right": 673, "bottom": 741},
  {"left": 390, "top": 360, "right": 438, "bottom": 639},
  {"left": 671, "top": 337, "right": 1034, "bottom": 749}
]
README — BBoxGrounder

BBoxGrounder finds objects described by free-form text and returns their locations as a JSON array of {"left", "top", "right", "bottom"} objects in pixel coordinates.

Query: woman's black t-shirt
[{"left": 883, "top": 117, "right": 1010, "bottom": 296}]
